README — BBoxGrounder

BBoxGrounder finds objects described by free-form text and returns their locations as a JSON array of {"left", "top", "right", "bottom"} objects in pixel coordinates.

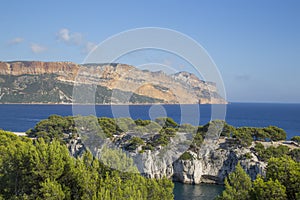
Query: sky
[{"left": 0, "top": 0, "right": 299, "bottom": 103}]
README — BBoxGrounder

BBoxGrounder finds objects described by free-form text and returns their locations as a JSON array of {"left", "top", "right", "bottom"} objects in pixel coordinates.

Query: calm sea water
[
  {"left": 1, "top": 103, "right": 300, "bottom": 199},
  {"left": 174, "top": 182, "right": 224, "bottom": 200},
  {"left": 1, "top": 103, "right": 300, "bottom": 139}
]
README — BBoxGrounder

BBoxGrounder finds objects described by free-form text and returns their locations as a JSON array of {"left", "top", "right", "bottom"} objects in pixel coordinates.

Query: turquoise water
[{"left": 173, "top": 182, "right": 224, "bottom": 200}]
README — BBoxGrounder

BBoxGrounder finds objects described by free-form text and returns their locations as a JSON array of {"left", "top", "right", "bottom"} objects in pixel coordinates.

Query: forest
[
  {"left": 1, "top": 115, "right": 300, "bottom": 199},
  {"left": 0, "top": 130, "right": 173, "bottom": 199}
]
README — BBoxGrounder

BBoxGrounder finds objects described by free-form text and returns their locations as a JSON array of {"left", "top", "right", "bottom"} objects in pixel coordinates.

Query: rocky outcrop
[
  {"left": 0, "top": 61, "right": 79, "bottom": 77},
  {"left": 67, "top": 133, "right": 266, "bottom": 185},
  {"left": 0, "top": 61, "right": 226, "bottom": 104},
  {"left": 129, "top": 139, "right": 266, "bottom": 184},
  {"left": 172, "top": 143, "right": 266, "bottom": 184}
]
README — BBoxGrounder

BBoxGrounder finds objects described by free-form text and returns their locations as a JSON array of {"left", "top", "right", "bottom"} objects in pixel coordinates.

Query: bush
[
  {"left": 98, "top": 117, "right": 121, "bottom": 137},
  {"left": 155, "top": 117, "right": 178, "bottom": 128},
  {"left": 178, "top": 124, "right": 197, "bottom": 133},
  {"left": 242, "top": 152, "right": 252, "bottom": 160},
  {"left": 142, "top": 144, "right": 154, "bottom": 151},
  {"left": 221, "top": 123, "right": 235, "bottom": 137},
  {"left": 179, "top": 152, "right": 193, "bottom": 160},
  {"left": 135, "top": 119, "right": 151, "bottom": 126},
  {"left": 126, "top": 137, "right": 144, "bottom": 151},
  {"left": 116, "top": 118, "right": 135, "bottom": 132},
  {"left": 233, "top": 130, "right": 253, "bottom": 147},
  {"left": 160, "top": 127, "right": 176, "bottom": 136},
  {"left": 289, "top": 148, "right": 300, "bottom": 162},
  {"left": 255, "top": 143, "right": 290, "bottom": 161},
  {"left": 190, "top": 133, "right": 203, "bottom": 150},
  {"left": 263, "top": 126, "right": 286, "bottom": 141},
  {"left": 291, "top": 136, "right": 300, "bottom": 145}
]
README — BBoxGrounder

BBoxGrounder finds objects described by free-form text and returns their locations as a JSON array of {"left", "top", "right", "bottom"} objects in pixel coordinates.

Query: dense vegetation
[
  {"left": 0, "top": 130, "right": 174, "bottom": 199},
  {"left": 26, "top": 115, "right": 191, "bottom": 152},
  {"left": 26, "top": 115, "right": 290, "bottom": 160},
  {"left": 292, "top": 136, "right": 300, "bottom": 145},
  {"left": 217, "top": 157, "right": 300, "bottom": 200},
  {"left": 216, "top": 126, "right": 299, "bottom": 199},
  {"left": 3, "top": 114, "right": 298, "bottom": 199},
  {"left": 219, "top": 123, "right": 287, "bottom": 147}
]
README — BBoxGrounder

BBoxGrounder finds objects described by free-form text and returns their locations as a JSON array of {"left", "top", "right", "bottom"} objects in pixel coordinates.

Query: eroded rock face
[
  {"left": 0, "top": 61, "right": 79, "bottom": 76},
  {"left": 0, "top": 61, "right": 226, "bottom": 104},
  {"left": 129, "top": 140, "right": 266, "bottom": 184},
  {"left": 172, "top": 149, "right": 266, "bottom": 184},
  {"left": 68, "top": 134, "right": 266, "bottom": 185}
]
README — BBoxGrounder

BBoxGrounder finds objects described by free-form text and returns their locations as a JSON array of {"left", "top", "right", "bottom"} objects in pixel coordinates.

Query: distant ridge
[{"left": 0, "top": 61, "right": 226, "bottom": 104}]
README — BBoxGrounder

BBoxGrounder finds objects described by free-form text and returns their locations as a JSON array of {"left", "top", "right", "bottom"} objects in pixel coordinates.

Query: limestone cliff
[
  {"left": 68, "top": 135, "right": 266, "bottom": 184},
  {"left": 0, "top": 61, "right": 226, "bottom": 104},
  {"left": 129, "top": 139, "right": 266, "bottom": 184}
]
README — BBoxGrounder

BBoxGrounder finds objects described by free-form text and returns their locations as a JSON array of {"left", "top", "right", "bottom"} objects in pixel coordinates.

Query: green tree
[
  {"left": 0, "top": 129, "right": 174, "bottom": 200},
  {"left": 220, "top": 123, "right": 235, "bottom": 137},
  {"left": 0, "top": 130, "right": 35, "bottom": 198},
  {"left": 116, "top": 118, "right": 135, "bottom": 132},
  {"left": 98, "top": 117, "right": 121, "bottom": 137},
  {"left": 263, "top": 126, "right": 286, "bottom": 141},
  {"left": 233, "top": 130, "right": 253, "bottom": 147},
  {"left": 252, "top": 128, "right": 270, "bottom": 141},
  {"left": 160, "top": 127, "right": 177, "bottom": 136},
  {"left": 155, "top": 117, "right": 178, "bottom": 128},
  {"left": 135, "top": 119, "right": 151, "bottom": 126},
  {"left": 27, "top": 115, "right": 75, "bottom": 142},
  {"left": 99, "top": 146, "right": 138, "bottom": 173},
  {"left": 32, "top": 138, "right": 71, "bottom": 182},
  {"left": 190, "top": 132, "right": 204, "bottom": 150},
  {"left": 266, "top": 156, "right": 300, "bottom": 199},
  {"left": 38, "top": 179, "right": 65, "bottom": 200},
  {"left": 126, "top": 136, "right": 144, "bottom": 150},
  {"left": 289, "top": 148, "right": 300, "bottom": 162},
  {"left": 291, "top": 136, "right": 300, "bottom": 145},
  {"left": 217, "top": 163, "right": 252, "bottom": 200},
  {"left": 255, "top": 144, "right": 290, "bottom": 161},
  {"left": 251, "top": 176, "right": 287, "bottom": 200}
]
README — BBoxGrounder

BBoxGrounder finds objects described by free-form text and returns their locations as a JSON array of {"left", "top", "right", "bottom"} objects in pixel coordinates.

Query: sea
[{"left": 1, "top": 103, "right": 300, "bottom": 199}]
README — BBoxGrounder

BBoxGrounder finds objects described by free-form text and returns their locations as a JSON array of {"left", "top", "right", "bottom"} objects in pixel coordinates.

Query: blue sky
[{"left": 0, "top": 0, "right": 299, "bottom": 103}]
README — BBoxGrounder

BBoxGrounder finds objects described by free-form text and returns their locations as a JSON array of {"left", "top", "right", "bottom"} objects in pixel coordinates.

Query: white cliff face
[
  {"left": 130, "top": 139, "right": 266, "bottom": 184},
  {"left": 133, "top": 150, "right": 174, "bottom": 179},
  {"left": 69, "top": 136, "right": 266, "bottom": 185}
]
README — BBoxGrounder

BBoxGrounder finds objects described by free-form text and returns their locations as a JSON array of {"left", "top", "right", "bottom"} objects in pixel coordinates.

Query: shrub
[
  {"left": 255, "top": 143, "right": 290, "bottom": 161},
  {"left": 179, "top": 152, "right": 193, "bottom": 160},
  {"left": 126, "top": 137, "right": 144, "bottom": 150},
  {"left": 291, "top": 136, "right": 300, "bottom": 145},
  {"left": 242, "top": 152, "right": 252, "bottom": 160}
]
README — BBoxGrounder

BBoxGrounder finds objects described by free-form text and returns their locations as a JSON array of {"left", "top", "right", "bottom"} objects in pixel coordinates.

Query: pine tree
[
  {"left": 217, "top": 162, "right": 252, "bottom": 200},
  {"left": 251, "top": 176, "right": 287, "bottom": 200},
  {"left": 267, "top": 156, "right": 300, "bottom": 199},
  {"left": 38, "top": 178, "right": 65, "bottom": 200}
]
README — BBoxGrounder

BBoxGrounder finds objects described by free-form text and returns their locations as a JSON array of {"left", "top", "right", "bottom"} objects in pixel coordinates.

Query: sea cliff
[{"left": 0, "top": 61, "right": 226, "bottom": 104}]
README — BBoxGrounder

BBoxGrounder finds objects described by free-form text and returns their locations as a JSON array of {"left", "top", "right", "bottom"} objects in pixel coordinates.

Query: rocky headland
[{"left": 0, "top": 61, "right": 226, "bottom": 104}]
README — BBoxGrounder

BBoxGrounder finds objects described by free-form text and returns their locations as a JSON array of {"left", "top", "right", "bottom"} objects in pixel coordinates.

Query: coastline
[{"left": 0, "top": 102, "right": 228, "bottom": 106}]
